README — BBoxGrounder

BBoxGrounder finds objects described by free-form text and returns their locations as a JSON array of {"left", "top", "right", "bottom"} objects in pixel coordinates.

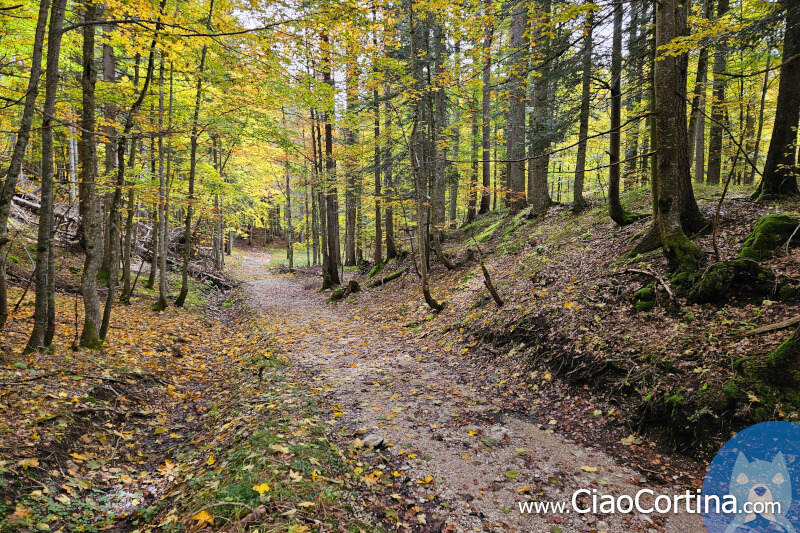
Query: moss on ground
[
  {"left": 688, "top": 258, "right": 775, "bottom": 303},
  {"left": 739, "top": 213, "right": 799, "bottom": 261}
]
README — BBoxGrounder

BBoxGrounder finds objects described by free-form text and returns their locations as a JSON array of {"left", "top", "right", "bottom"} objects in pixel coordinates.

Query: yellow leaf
[
  {"left": 19, "top": 458, "right": 39, "bottom": 469},
  {"left": 206, "top": 455, "right": 216, "bottom": 466},
  {"left": 193, "top": 510, "right": 213, "bottom": 524},
  {"left": 252, "top": 483, "right": 270, "bottom": 495},
  {"left": 581, "top": 465, "right": 599, "bottom": 473},
  {"left": 417, "top": 476, "right": 433, "bottom": 485}
]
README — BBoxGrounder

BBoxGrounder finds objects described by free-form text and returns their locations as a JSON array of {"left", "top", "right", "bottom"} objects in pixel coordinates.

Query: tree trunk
[
  {"left": 100, "top": 18, "right": 161, "bottom": 336},
  {"left": 479, "top": 8, "right": 493, "bottom": 215},
  {"left": 175, "top": 46, "right": 206, "bottom": 306},
  {"left": 384, "top": 85, "right": 398, "bottom": 259},
  {"left": 121, "top": 146, "right": 136, "bottom": 302},
  {"left": 0, "top": 0, "right": 49, "bottom": 329},
  {"left": 754, "top": 0, "right": 800, "bottom": 199},
  {"left": 640, "top": 0, "right": 704, "bottom": 273},
  {"left": 26, "top": 0, "right": 67, "bottom": 351},
  {"left": 343, "top": 45, "right": 357, "bottom": 267},
  {"left": 505, "top": 0, "right": 528, "bottom": 211},
  {"left": 321, "top": 33, "right": 341, "bottom": 287},
  {"left": 78, "top": 1, "right": 103, "bottom": 348},
  {"left": 527, "top": 0, "right": 552, "bottom": 212},
  {"left": 608, "top": 0, "right": 639, "bottom": 226},
  {"left": 705, "top": 0, "right": 729, "bottom": 185},
  {"left": 373, "top": 68, "right": 383, "bottom": 264},
  {"left": 688, "top": 0, "right": 712, "bottom": 178},
  {"left": 748, "top": 44, "right": 771, "bottom": 185},
  {"left": 573, "top": 8, "right": 593, "bottom": 212},
  {"left": 157, "top": 60, "right": 173, "bottom": 309},
  {"left": 464, "top": 97, "right": 479, "bottom": 225}
]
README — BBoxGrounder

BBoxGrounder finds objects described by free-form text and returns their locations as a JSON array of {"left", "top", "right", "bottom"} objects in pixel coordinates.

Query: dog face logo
[{"left": 725, "top": 453, "right": 797, "bottom": 533}]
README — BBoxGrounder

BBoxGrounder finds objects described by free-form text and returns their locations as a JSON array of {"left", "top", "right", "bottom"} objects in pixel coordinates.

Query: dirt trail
[{"left": 236, "top": 251, "right": 705, "bottom": 532}]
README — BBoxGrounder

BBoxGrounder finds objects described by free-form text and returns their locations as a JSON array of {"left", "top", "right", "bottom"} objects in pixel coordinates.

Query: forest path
[{"left": 235, "top": 251, "right": 704, "bottom": 533}]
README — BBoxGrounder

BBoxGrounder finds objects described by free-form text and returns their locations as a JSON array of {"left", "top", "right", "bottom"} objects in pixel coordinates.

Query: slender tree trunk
[
  {"left": 479, "top": 9, "right": 493, "bottom": 214},
  {"left": 101, "top": 3, "right": 164, "bottom": 334},
  {"left": 321, "top": 33, "right": 341, "bottom": 287},
  {"left": 573, "top": 8, "right": 593, "bottom": 212},
  {"left": 154, "top": 58, "right": 169, "bottom": 310},
  {"left": 706, "top": 0, "right": 729, "bottom": 185},
  {"left": 432, "top": 23, "right": 448, "bottom": 243},
  {"left": 174, "top": 47, "right": 206, "bottom": 306},
  {"left": 343, "top": 46, "right": 357, "bottom": 267},
  {"left": 26, "top": 0, "right": 67, "bottom": 351},
  {"left": 688, "top": 0, "right": 712, "bottom": 178},
  {"left": 121, "top": 144, "right": 136, "bottom": 301},
  {"left": 0, "top": 0, "right": 49, "bottom": 329},
  {"left": 373, "top": 74, "right": 382, "bottom": 264},
  {"left": 78, "top": 1, "right": 103, "bottom": 348},
  {"left": 748, "top": 45, "right": 771, "bottom": 185},
  {"left": 623, "top": 0, "right": 642, "bottom": 184},
  {"left": 384, "top": 86, "right": 397, "bottom": 259},
  {"left": 506, "top": 0, "right": 528, "bottom": 211},
  {"left": 754, "top": 0, "right": 800, "bottom": 199},
  {"left": 464, "top": 97, "right": 479, "bottom": 225},
  {"left": 608, "top": 0, "right": 639, "bottom": 225}
]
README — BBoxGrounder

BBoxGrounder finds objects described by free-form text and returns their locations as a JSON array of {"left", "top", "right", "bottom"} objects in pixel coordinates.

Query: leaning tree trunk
[
  {"left": 0, "top": 0, "right": 50, "bottom": 329},
  {"left": 26, "top": 0, "right": 67, "bottom": 352},
  {"left": 753, "top": 0, "right": 800, "bottom": 200}
]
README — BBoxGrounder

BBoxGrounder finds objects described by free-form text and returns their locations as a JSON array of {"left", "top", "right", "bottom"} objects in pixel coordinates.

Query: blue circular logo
[{"left": 703, "top": 421, "right": 800, "bottom": 532}]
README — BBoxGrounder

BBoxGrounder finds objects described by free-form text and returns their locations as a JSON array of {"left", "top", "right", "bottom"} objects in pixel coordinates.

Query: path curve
[{"left": 237, "top": 251, "right": 704, "bottom": 533}]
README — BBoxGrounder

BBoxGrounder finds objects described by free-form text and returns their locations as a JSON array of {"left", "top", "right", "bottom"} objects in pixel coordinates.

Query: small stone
[{"left": 363, "top": 434, "right": 385, "bottom": 450}]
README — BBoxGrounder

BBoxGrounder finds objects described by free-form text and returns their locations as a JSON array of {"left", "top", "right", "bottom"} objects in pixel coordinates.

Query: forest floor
[
  {"left": 235, "top": 250, "right": 704, "bottom": 532},
  {"left": 3, "top": 185, "right": 799, "bottom": 532}
]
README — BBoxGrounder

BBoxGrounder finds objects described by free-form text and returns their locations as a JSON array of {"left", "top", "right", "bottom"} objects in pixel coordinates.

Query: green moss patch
[
  {"left": 739, "top": 213, "right": 799, "bottom": 261},
  {"left": 688, "top": 259, "right": 775, "bottom": 303}
]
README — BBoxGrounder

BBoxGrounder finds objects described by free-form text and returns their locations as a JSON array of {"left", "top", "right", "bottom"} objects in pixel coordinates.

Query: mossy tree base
[
  {"left": 610, "top": 209, "right": 648, "bottom": 227},
  {"left": 663, "top": 234, "right": 703, "bottom": 273}
]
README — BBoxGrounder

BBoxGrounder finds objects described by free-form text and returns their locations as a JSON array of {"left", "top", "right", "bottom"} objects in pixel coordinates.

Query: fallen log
[{"left": 368, "top": 267, "right": 408, "bottom": 288}]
